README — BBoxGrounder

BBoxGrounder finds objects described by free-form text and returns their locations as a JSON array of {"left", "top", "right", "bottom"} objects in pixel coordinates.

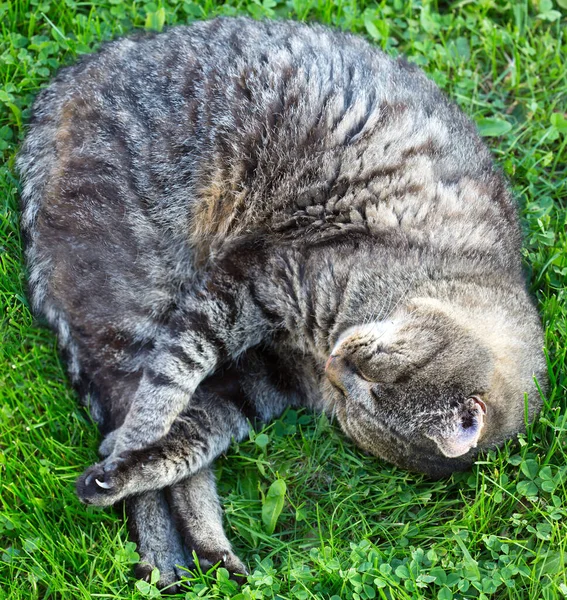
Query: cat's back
[{"left": 19, "top": 17, "right": 521, "bottom": 273}]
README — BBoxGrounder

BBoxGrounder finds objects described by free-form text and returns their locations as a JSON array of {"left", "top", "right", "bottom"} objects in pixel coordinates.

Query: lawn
[{"left": 1, "top": 0, "right": 566, "bottom": 598}]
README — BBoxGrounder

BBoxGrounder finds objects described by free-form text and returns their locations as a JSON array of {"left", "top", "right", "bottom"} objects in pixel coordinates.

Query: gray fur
[
  {"left": 168, "top": 469, "right": 247, "bottom": 577},
  {"left": 126, "top": 491, "right": 191, "bottom": 591},
  {"left": 17, "top": 17, "right": 546, "bottom": 585},
  {"left": 126, "top": 469, "right": 245, "bottom": 592}
]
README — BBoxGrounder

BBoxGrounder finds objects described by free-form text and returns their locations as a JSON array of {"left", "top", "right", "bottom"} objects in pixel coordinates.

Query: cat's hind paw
[
  {"left": 196, "top": 550, "right": 248, "bottom": 583},
  {"left": 135, "top": 560, "right": 192, "bottom": 595}
]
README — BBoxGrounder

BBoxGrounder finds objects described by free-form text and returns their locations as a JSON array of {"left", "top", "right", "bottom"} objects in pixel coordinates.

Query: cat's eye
[{"left": 355, "top": 368, "right": 374, "bottom": 383}]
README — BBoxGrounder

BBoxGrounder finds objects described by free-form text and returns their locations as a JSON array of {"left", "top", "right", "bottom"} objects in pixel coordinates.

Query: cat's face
[{"left": 326, "top": 299, "right": 544, "bottom": 478}]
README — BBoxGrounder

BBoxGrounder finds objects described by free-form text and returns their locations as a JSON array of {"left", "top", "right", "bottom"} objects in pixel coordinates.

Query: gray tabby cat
[{"left": 17, "top": 17, "right": 546, "bottom": 588}]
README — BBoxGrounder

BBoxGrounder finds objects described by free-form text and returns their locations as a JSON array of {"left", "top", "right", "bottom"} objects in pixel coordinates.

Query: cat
[{"left": 17, "top": 16, "right": 547, "bottom": 588}]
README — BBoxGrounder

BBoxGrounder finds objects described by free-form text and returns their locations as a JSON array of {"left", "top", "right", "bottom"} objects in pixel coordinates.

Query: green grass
[{"left": 1, "top": 0, "right": 566, "bottom": 598}]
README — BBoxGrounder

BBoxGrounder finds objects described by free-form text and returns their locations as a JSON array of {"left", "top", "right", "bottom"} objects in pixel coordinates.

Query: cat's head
[{"left": 326, "top": 297, "right": 546, "bottom": 478}]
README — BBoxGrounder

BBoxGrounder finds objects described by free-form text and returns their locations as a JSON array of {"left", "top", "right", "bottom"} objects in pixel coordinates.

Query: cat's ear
[{"left": 426, "top": 396, "right": 486, "bottom": 458}]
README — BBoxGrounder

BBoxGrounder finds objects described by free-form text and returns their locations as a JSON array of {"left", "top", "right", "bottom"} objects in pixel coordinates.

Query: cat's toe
[
  {"left": 134, "top": 563, "right": 154, "bottom": 581},
  {"left": 135, "top": 556, "right": 193, "bottom": 594},
  {"left": 196, "top": 549, "right": 248, "bottom": 582},
  {"left": 222, "top": 553, "right": 248, "bottom": 581},
  {"left": 135, "top": 563, "right": 184, "bottom": 594},
  {"left": 76, "top": 460, "right": 123, "bottom": 506}
]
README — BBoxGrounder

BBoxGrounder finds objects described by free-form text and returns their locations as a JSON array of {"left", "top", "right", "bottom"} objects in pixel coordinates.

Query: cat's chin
[
  {"left": 336, "top": 408, "right": 478, "bottom": 479},
  {"left": 396, "top": 448, "right": 477, "bottom": 480}
]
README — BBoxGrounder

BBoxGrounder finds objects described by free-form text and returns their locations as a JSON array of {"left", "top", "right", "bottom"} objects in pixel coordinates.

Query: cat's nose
[
  {"left": 325, "top": 354, "right": 345, "bottom": 391},
  {"left": 325, "top": 353, "right": 359, "bottom": 395},
  {"left": 325, "top": 353, "right": 338, "bottom": 372}
]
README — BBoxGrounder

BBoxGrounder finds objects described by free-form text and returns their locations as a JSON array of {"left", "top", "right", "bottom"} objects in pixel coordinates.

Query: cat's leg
[
  {"left": 125, "top": 350, "right": 307, "bottom": 581},
  {"left": 76, "top": 386, "right": 250, "bottom": 504},
  {"left": 125, "top": 470, "right": 246, "bottom": 591},
  {"left": 76, "top": 348, "right": 302, "bottom": 505},
  {"left": 167, "top": 468, "right": 247, "bottom": 578},
  {"left": 125, "top": 490, "right": 192, "bottom": 593},
  {"left": 80, "top": 375, "right": 246, "bottom": 586},
  {"left": 96, "top": 271, "right": 271, "bottom": 463}
]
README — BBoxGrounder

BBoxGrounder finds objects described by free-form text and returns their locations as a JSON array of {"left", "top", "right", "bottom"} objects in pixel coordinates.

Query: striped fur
[{"left": 17, "top": 18, "right": 546, "bottom": 585}]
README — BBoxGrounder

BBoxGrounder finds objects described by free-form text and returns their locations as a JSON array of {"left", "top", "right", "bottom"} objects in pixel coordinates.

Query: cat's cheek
[{"left": 326, "top": 387, "right": 350, "bottom": 437}]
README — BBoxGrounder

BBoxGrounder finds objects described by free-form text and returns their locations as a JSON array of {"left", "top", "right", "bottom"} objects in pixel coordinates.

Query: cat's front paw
[{"left": 76, "top": 456, "right": 128, "bottom": 506}]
